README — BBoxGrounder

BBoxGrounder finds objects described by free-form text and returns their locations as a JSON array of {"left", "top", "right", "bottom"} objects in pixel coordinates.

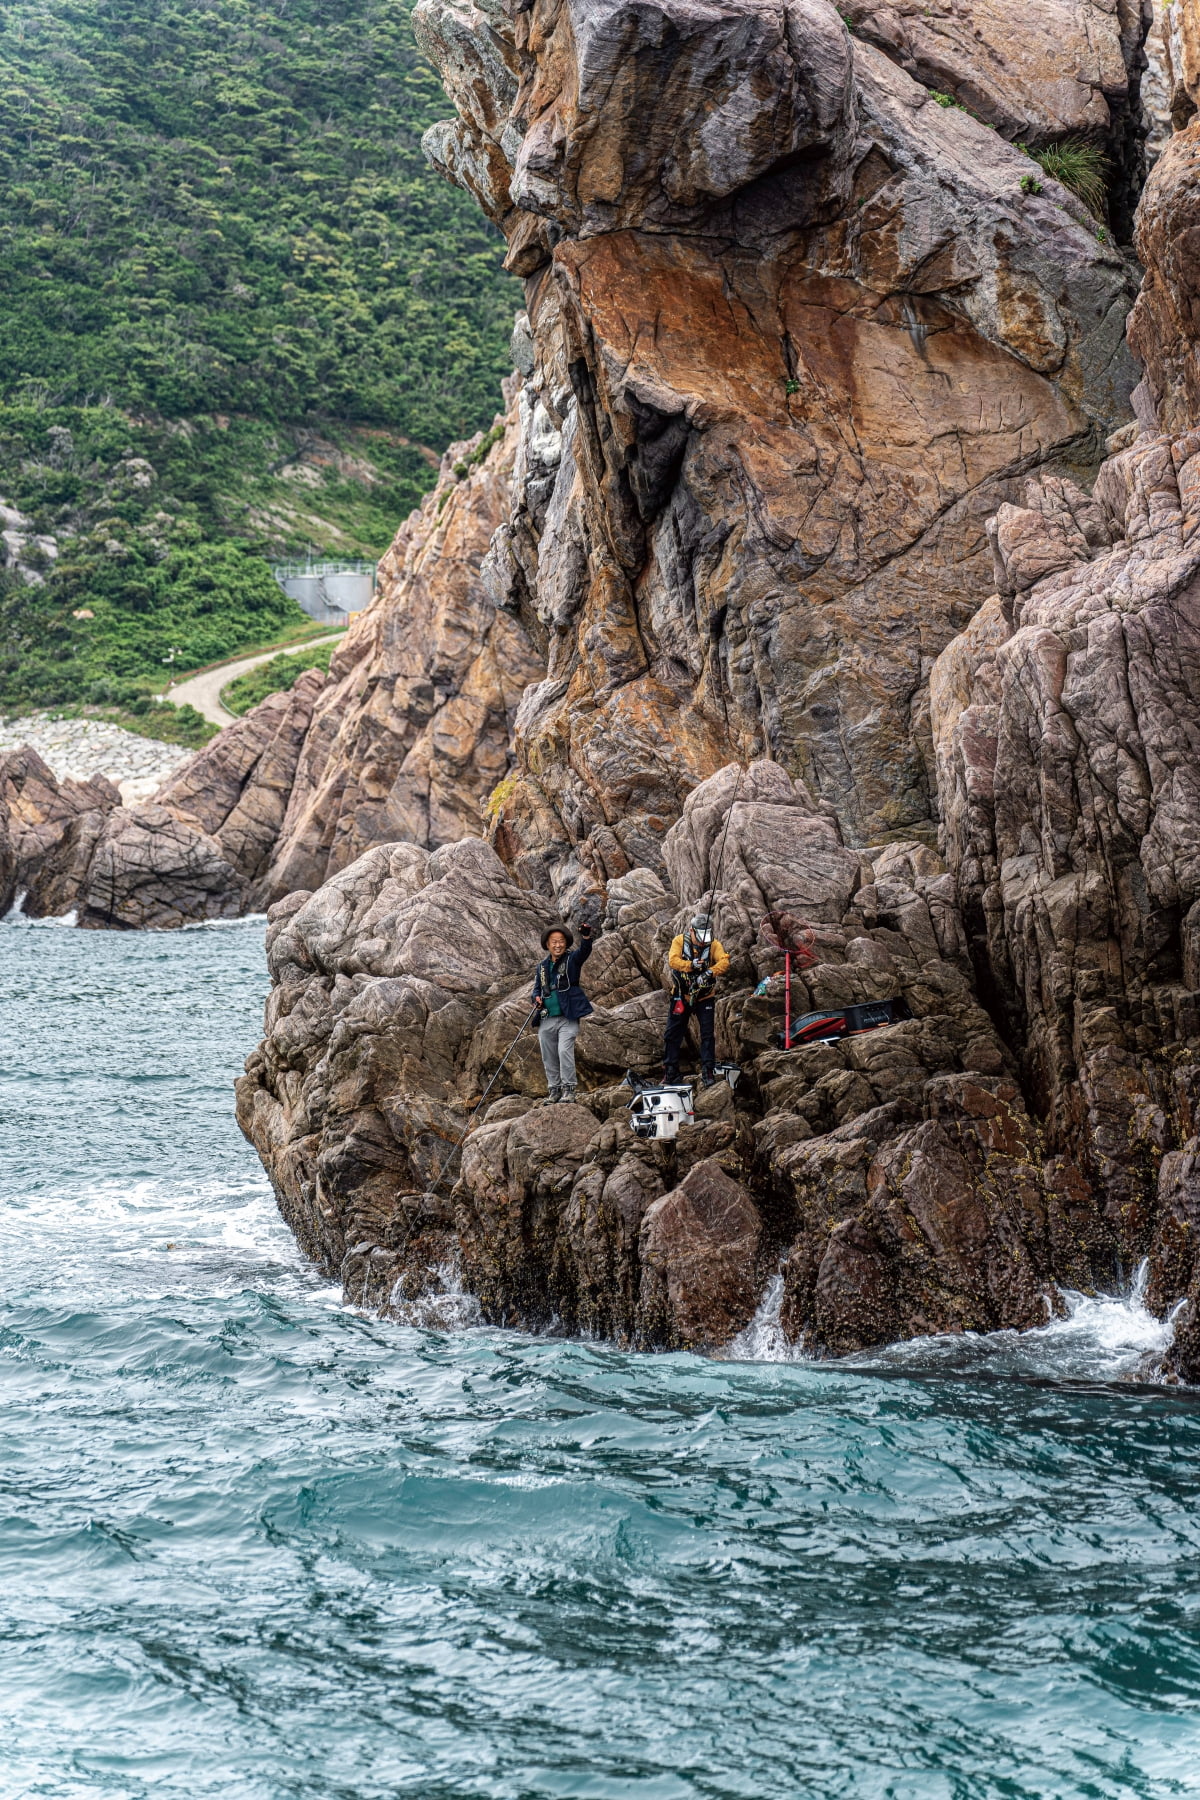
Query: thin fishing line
[
  {"left": 390, "top": 999, "right": 540, "bottom": 1271},
  {"left": 430, "top": 1000, "right": 540, "bottom": 1200},
  {"left": 700, "top": 760, "right": 743, "bottom": 931}
]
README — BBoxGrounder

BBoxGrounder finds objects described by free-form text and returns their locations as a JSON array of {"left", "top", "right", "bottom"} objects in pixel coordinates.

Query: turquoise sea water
[{"left": 2, "top": 914, "right": 1200, "bottom": 1799}]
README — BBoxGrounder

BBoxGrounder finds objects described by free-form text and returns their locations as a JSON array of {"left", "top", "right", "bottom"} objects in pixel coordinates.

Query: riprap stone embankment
[{"left": 0, "top": 716, "right": 194, "bottom": 806}]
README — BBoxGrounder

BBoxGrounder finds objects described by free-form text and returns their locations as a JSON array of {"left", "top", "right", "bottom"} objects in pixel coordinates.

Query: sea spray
[{"left": 726, "top": 1267, "right": 800, "bottom": 1363}]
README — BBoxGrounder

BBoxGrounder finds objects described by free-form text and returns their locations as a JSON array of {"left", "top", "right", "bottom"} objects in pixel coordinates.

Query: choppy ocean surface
[{"left": 2, "top": 913, "right": 1200, "bottom": 1799}]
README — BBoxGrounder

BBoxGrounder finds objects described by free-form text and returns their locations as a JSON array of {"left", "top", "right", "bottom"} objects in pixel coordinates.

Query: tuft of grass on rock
[
  {"left": 485, "top": 772, "right": 520, "bottom": 819},
  {"left": 1025, "top": 139, "right": 1108, "bottom": 218},
  {"left": 452, "top": 420, "right": 507, "bottom": 482}
]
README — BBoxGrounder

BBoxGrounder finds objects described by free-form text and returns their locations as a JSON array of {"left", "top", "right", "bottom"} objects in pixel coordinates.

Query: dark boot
[{"left": 701, "top": 1067, "right": 717, "bottom": 1088}]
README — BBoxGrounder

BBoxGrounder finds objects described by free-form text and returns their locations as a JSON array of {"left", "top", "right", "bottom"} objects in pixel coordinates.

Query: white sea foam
[
  {"left": 0, "top": 1171, "right": 324, "bottom": 1309},
  {"left": 1029, "top": 1261, "right": 1184, "bottom": 1371},
  {"left": 726, "top": 1269, "right": 801, "bottom": 1362},
  {"left": 389, "top": 1255, "right": 483, "bottom": 1330},
  {"left": 723, "top": 1258, "right": 1185, "bottom": 1383},
  {"left": 846, "top": 1259, "right": 1183, "bottom": 1384},
  {"left": 2, "top": 896, "right": 78, "bottom": 926},
  {"left": 180, "top": 912, "right": 269, "bottom": 931}
]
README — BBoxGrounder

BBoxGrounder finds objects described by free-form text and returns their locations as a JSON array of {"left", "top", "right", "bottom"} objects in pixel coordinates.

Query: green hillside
[{"left": 0, "top": 0, "right": 518, "bottom": 714}]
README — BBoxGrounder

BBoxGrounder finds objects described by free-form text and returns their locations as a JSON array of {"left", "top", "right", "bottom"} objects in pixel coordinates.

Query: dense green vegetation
[
  {"left": 35, "top": 695, "right": 218, "bottom": 746},
  {"left": 0, "top": 0, "right": 518, "bottom": 714},
  {"left": 221, "top": 640, "right": 338, "bottom": 714}
]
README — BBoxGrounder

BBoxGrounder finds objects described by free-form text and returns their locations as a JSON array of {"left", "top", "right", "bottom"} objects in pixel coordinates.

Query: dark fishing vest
[
  {"left": 672, "top": 932, "right": 716, "bottom": 1004},
  {"left": 533, "top": 941, "right": 594, "bottom": 1021}
]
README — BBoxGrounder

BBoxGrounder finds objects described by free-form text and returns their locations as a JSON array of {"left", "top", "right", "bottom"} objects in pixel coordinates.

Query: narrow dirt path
[{"left": 167, "top": 632, "right": 345, "bottom": 726}]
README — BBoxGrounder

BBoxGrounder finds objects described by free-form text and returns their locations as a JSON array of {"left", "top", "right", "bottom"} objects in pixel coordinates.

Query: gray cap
[{"left": 690, "top": 912, "right": 713, "bottom": 934}]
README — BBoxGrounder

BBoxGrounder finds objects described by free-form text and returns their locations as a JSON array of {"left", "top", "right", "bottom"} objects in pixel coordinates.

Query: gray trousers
[{"left": 538, "top": 1015, "right": 579, "bottom": 1092}]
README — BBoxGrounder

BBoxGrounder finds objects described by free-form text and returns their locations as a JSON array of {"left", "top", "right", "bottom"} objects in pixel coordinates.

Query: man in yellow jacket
[{"left": 664, "top": 910, "right": 730, "bottom": 1087}]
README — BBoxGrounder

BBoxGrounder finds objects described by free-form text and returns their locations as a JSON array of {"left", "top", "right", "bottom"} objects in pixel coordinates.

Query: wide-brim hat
[{"left": 541, "top": 921, "right": 574, "bottom": 950}]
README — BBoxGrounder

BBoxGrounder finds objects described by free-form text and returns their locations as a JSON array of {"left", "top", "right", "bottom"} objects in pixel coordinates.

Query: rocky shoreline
[
  {"left": 229, "top": 0, "right": 1200, "bottom": 1381},
  {"left": 10, "top": 0, "right": 1200, "bottom": 1377},
  {"left": 238, "top": 762, "right": 1102, "bottom": 1361}
]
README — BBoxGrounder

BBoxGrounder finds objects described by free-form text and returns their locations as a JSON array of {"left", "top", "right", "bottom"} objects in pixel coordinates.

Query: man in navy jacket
[{"left": 531, "top": 921, "right": 593, "bottom": 1104}]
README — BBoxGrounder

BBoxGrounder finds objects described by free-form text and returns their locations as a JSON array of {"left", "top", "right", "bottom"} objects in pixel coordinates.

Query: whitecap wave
[
  {"left": 180, "top": 912, "right": 269, "bottom": 931},
  {"left": 722, "top": 1259, "right": 1183, "bottom": 1383}
]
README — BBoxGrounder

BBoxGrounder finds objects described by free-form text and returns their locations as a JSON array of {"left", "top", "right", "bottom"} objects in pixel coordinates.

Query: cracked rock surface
[
  {"left": 236, "top": 761, "right": 1110, "bottom": 1355},
  {"left": 416, "top": 0, "right": 1138, "bottom": 889},
  {"left": 25, "top": 0, "right": 1200, "bottom": 1372},
  {"left": 229, "top": 0, "right": 1200, "bottom": 1368}
]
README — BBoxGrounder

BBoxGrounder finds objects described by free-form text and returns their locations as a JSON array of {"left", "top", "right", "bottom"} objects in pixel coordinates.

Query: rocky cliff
[
  {"left": 20, "top": 0, "right": 1200, "bottom": 1376},
  {"left": 228, "top": 0, "right": 1200, "bottom": 1379},
  {"left": 0, "top": 407, "right": 542, "bottom": 926},
  {"left": 414, "top": 0, "right": 1139, "bottom": 899},
  {"left": 929, "top": 120, "right": 1200, "bottom": 1381}
]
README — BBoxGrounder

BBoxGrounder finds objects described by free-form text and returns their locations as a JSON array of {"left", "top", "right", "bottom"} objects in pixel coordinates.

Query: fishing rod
[
  {"left": 387, "top": 996, "right": 542, "bottom": 1278},
  {"left": 426, "top": 1000, "right": 541, "bottom": 1205},
  {"left": 759, "top": 910, "right": 818, "bottom": 1050},
  {"left": 694, "top": 775, "right": 908, "bottom": 1052},
  {"left": 676, "top": 762, "right": 744, "bottom": 1006}
]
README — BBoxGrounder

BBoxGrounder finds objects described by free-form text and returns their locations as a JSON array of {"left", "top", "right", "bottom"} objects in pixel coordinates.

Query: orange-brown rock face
[
  {"left": 931, "top": 426, "right": 1200, "bottom": 1373},
  {"left": 255, "top": 399, "right": 544, "bottom": 901},
  {"left": 1127, "top": 126, "right": 1200, "bottom": 433},
  {"left": 416, "top": 0, "right": 1139, "bottom": 890},
  {"left": 839, "top": 0, "right": 1151, "bottom": 231},
  {"left": 840, "top": 0, "right": 1140, "bottom": 145},
  {"left": 1161, "top": 0, "right": 1200, "bottom": 131},
  {"left": 1, "top": 407, "right": 543, "bottom": 928},
  {"left": 231, "top": 0, "right": 1198, "bottom": 1367}
]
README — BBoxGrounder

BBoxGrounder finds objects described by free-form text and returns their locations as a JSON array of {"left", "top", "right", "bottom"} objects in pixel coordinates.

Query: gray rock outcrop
[
  {"left": 414, "top": 0, "right": 1138, "bottom": 899},
  {"left": 236, "top": 760, "right": 1110, "bottom": 1354}
]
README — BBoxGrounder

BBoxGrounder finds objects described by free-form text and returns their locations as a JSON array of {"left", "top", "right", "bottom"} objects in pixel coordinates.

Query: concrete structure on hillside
[{"left": 272, "top": 561, "right": 375, "bottom": 625}]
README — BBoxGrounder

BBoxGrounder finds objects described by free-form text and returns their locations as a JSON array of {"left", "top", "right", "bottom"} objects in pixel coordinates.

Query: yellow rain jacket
[{"left": 668, "top": 934, "right": 730, "bottom": 978}]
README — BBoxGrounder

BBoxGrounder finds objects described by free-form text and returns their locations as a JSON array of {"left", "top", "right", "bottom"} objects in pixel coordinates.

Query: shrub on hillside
[{"left": 221, "top": 642, "right": 338, "bottom": 716}]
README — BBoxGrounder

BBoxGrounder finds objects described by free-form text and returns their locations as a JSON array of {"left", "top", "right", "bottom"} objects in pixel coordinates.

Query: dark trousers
[{"left": 663, "top": 997, "right": 716, "bottom": 1078}]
